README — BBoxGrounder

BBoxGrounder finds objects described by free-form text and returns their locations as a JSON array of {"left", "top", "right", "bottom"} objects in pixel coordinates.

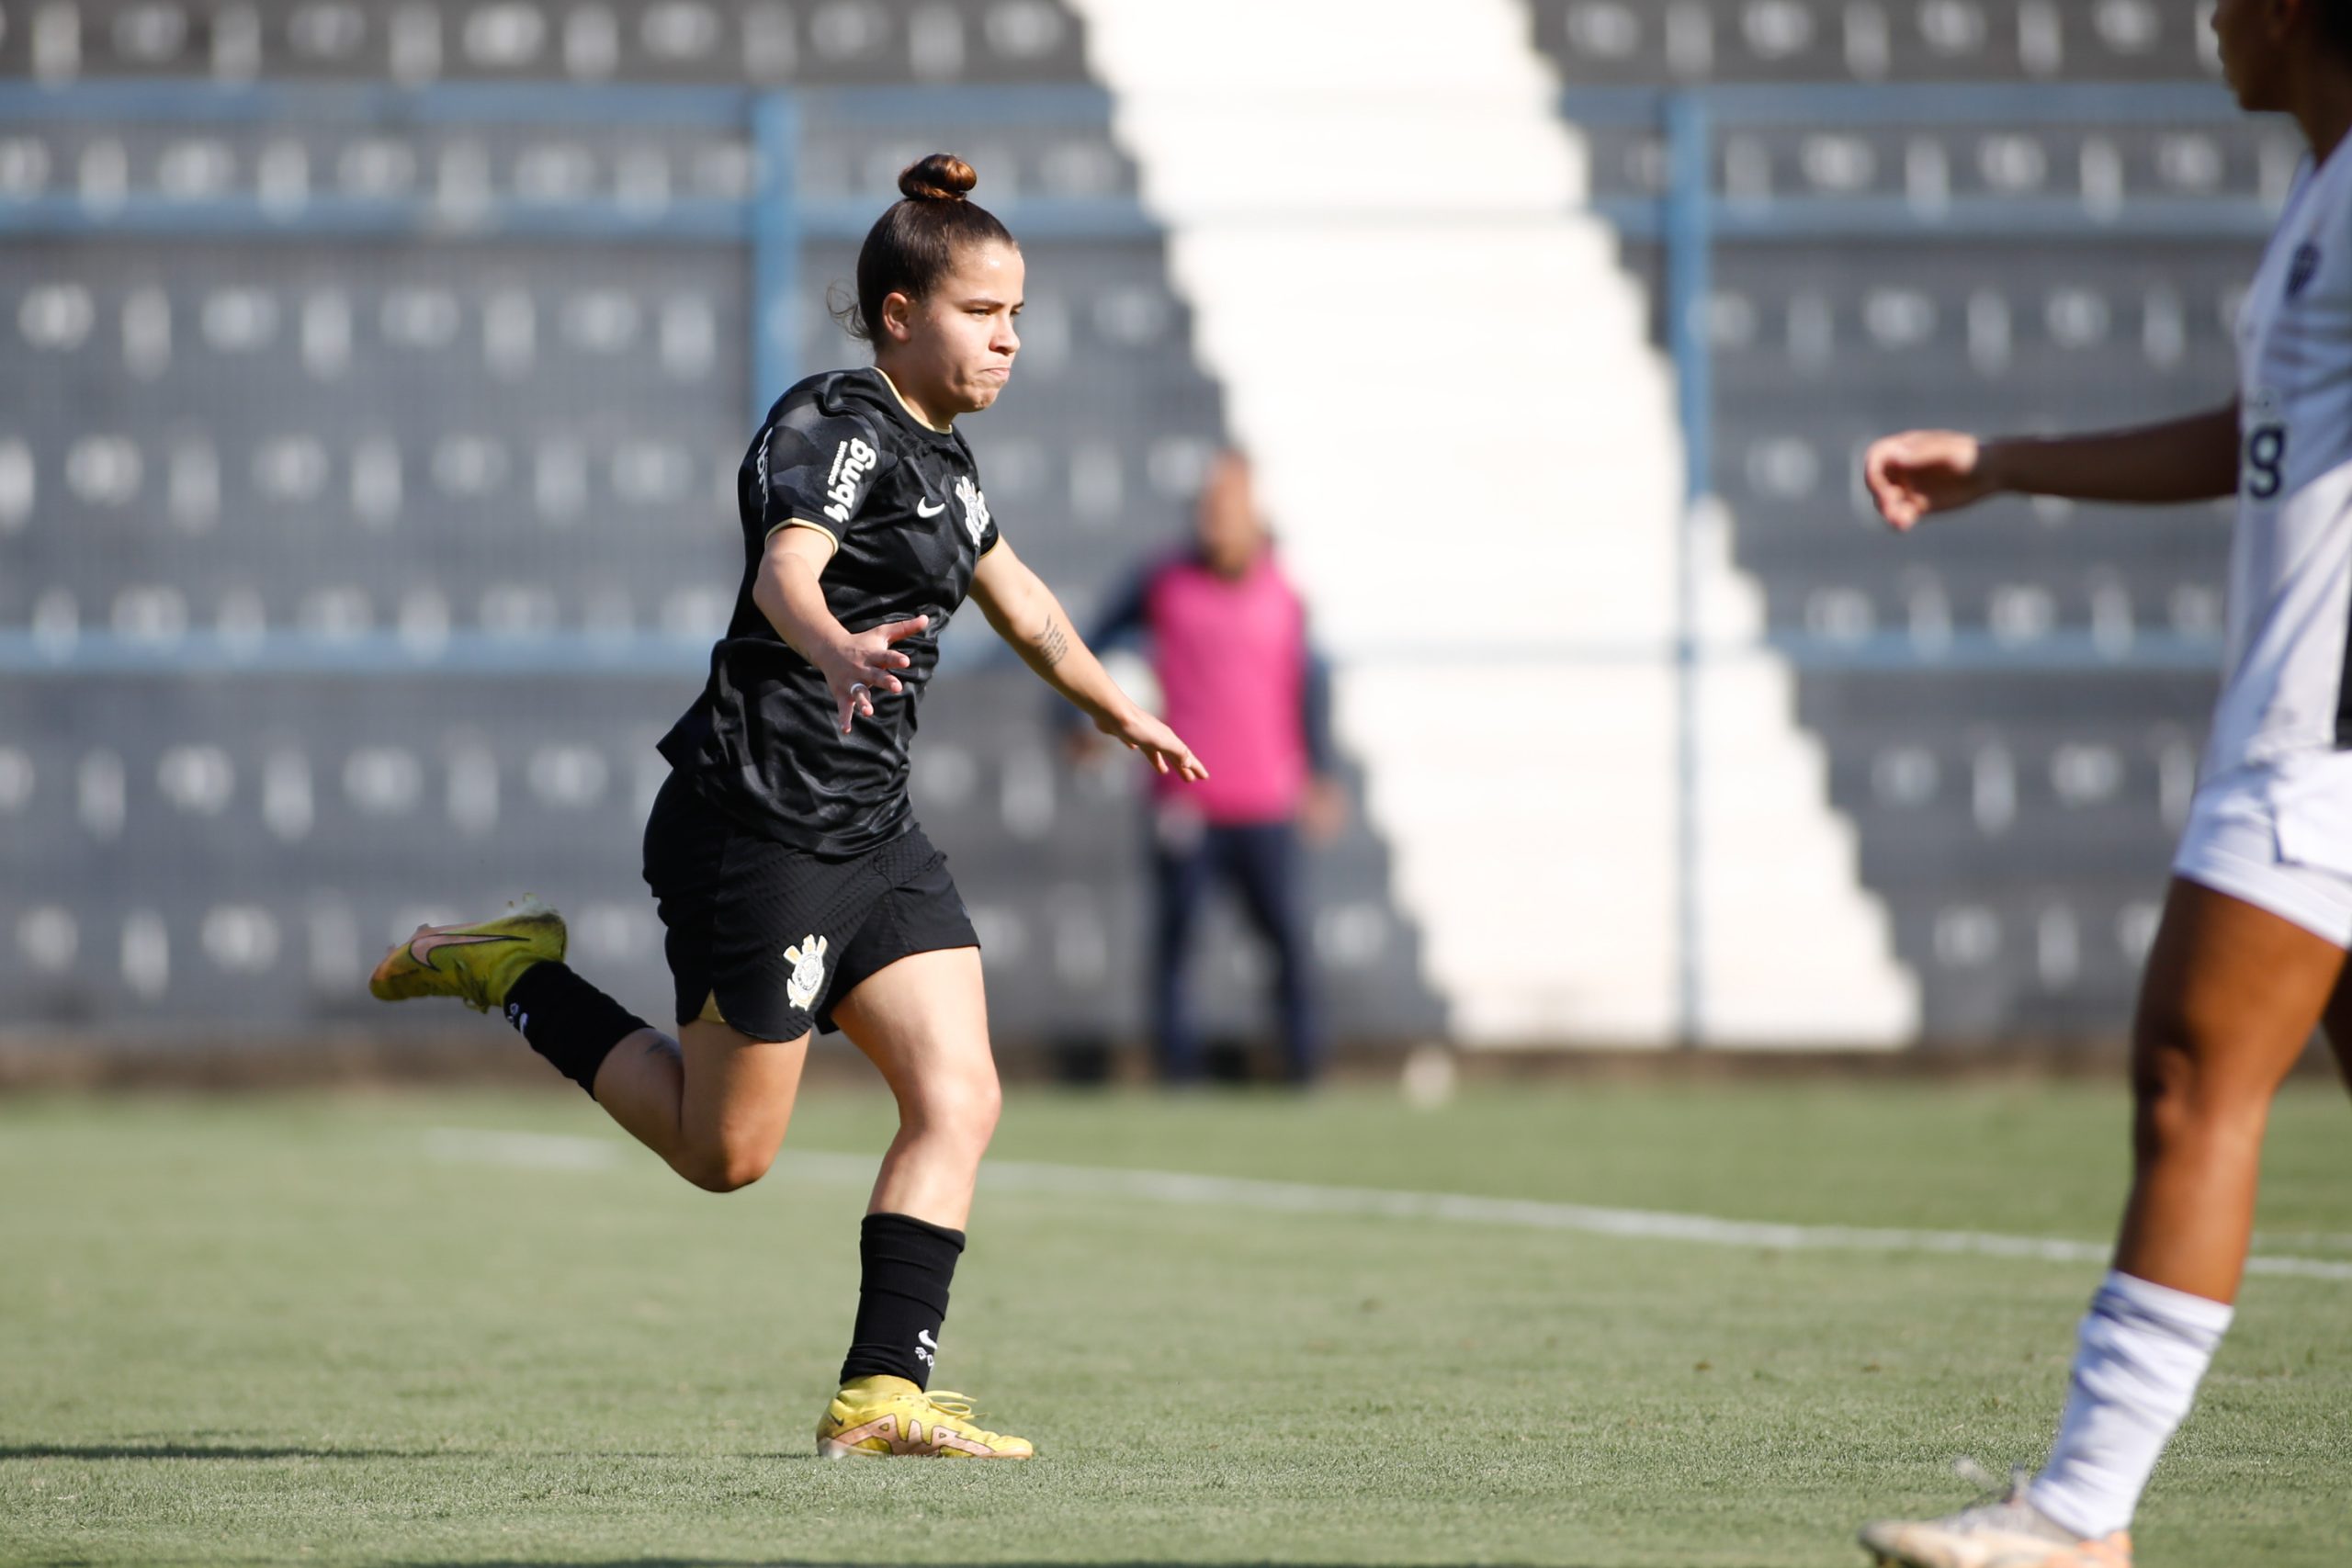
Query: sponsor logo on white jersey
[
  {"left": 2289, "top": 242, "right": 2323, "bottom": 300},
  {"left": 823, "top": 438, "right": 878, "bottom": 525}
]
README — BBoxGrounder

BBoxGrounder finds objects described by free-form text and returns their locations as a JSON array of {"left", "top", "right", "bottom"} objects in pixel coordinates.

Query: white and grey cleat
[{"left": 1857, "top": 1460, "right": 2134, "bottom": 1568}]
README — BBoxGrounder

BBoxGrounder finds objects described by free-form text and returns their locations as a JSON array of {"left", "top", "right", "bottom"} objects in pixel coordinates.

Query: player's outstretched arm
[
  {"left": 1863, "top": 400, "right": 2240, "bottom": 531},
  {"left": 970, "top": 541, "right": 1207, "bottom": 781},
  {"left": 752, "top": 525, "right": 930, "bottom": 734}
]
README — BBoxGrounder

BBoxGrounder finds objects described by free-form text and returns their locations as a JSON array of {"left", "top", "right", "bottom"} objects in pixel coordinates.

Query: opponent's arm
[
  {"left": 1863, "top": 400, "right": 2241, "bottom": 531},
  {"left": 970, "top": 540, "right": 1207, "bottom": 780},
  {"left": 752, "top": 525, "right": 930, "bottom": 735}
]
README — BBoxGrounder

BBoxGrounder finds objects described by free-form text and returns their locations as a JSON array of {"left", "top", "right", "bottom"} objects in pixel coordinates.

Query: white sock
[{"left": 2028, "top": 1270, "right": 2233, "bottom": 1538}]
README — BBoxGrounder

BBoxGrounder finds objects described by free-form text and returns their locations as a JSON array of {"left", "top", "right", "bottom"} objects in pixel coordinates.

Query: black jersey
[{"left": 658, "top": 367, "right": 1001, "bottom": 855}]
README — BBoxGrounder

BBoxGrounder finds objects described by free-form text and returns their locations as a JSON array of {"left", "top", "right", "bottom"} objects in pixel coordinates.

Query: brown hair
[{"left": 837, "top": 154, "right": 1016, "bottom": 344}]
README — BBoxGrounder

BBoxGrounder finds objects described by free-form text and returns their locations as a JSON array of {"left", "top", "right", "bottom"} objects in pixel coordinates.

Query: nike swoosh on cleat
[
  {"left": 407, "top": 930, "right": 524, "bottom": 968},
  {"left": 915, "top": 498, "right": 947, "bottom": 517}
]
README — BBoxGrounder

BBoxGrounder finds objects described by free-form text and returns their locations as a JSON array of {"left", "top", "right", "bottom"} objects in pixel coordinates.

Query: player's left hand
[
  {"left": 826, "top": 615, "right": 930, "bottom": 734},
  {"left": 1102, "top": 708, "right": 1207, "bottom": 781}
]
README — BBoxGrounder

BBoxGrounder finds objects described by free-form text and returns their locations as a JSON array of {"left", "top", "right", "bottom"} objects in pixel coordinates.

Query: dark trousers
[{"left": 1150, "top": 816, "right": 1323, "bottom": 1084}]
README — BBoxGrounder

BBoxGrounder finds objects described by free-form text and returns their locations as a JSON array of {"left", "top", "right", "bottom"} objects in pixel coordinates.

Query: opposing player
[
  {"left": 368, "top": 154, "right": 1204, "bottom": 1460},
  {"left": 1853, "top": 3, "right": 2352, "bottom": 1562}
]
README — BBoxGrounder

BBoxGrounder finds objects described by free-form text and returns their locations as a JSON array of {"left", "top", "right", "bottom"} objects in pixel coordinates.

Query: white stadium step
[{"left": 1069, "top": 0, "right": 1920, "bottom": 1047}]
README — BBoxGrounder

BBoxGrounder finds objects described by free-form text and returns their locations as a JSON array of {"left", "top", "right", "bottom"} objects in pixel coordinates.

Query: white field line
[
  {"left": 422, "top": 1128, "right": 2352, "bottom": 1282},
  {"left": 2251, "top": 1230, "right": 2352, "bottom": 1251},
  {"left": 422, "top": 1126, "right": 629, "bottom": 1172}
]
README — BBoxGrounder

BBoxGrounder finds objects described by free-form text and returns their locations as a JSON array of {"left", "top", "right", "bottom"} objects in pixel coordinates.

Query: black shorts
[{"left": 640, "top": 773, "right": 978, "bottom": 1042}]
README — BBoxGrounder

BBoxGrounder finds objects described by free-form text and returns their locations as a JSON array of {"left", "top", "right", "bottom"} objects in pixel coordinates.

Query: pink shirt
[{"left": 1140, "top": 552, "right": 1313, "bottom": 824}]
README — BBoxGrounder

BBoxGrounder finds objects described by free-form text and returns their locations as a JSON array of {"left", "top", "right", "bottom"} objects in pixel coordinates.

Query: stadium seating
[
  {"left": 0, "top": 0, "right": 1447, "bottom": 1054},
  {"left": 1533, "top": 0, "right": 2218, "bottom": 85},
  {"left": 5, "top": 0, "right": 2256, "bottom": 1047},
  {"left": 0, "top": 1, "right": 1096, "bottom": 85},
  {"left": 1537, "top": 0, "right": 2246, "bottom": 1037}
]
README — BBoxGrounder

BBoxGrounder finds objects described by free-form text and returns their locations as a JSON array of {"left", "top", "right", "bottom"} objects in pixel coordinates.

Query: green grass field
[{"left": 4, "top": 1078, "right": 2348, "bottom": 1568}]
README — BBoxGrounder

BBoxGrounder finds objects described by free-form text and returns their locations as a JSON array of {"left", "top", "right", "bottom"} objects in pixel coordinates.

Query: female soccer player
[
  {"left": 368, "top": 154, "right": 1204, "bottom": 1461},
  {"left": 1854, "top": 3, "right": 2352, "bottom": 1562}
]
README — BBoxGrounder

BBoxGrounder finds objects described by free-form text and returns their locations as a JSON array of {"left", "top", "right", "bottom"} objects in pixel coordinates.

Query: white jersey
[{"left": 2213, "top": 144, "right": 2352, "bottom": 785}]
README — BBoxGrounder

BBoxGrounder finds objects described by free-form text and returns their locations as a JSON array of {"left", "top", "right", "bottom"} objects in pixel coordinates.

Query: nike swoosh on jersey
[
  {"left": 407, "top": 930, "right": 524, "bottom": 967},
  {"left": 915, "top": 498, "right": 947, "bottom": 517}
]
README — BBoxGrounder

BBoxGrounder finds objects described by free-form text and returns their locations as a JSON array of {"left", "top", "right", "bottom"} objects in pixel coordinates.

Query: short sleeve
[{"left": 752, "top": 399, "right": 891, "bottom": 550}]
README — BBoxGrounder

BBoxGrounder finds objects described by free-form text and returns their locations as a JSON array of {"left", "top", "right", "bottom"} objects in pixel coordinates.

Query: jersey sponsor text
[{"left": 825, "top": 437, "right": 878, "bottom": 525}]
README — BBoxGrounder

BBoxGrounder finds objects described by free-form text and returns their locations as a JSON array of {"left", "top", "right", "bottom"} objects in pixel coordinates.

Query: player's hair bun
[
  {"left": 899, "top": 154, "right": 978, "bottom": 203},
  {"left": 837, "top": 153, "right": 1012, "bottom": 344}
]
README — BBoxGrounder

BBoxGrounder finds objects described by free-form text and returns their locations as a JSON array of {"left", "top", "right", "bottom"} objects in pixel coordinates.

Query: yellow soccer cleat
[
  {"left": 368, "top": 897, "right": 566, "bottom": 1013},
  {"left": 816, "top": 1376, "right": 1035, "bottom": 1460}
]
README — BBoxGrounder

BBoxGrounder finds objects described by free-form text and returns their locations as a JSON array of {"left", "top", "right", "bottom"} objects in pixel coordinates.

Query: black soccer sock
[
  {"left": 837, "top": 1212, "right": 966, "bottom": 1391},
  {"left": 500, "top": 962, "right": 650, "bottom": 1097}
]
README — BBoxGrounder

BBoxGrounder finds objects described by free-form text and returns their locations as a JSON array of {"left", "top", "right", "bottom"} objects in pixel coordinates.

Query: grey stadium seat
[{"left": 1, "top": 2, "right": 1453, "bottom": 1053}]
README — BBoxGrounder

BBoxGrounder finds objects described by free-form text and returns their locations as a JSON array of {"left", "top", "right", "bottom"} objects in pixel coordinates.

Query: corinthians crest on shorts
[{"left": 785, "top": 935, "right": 830, "bottom": 1011}]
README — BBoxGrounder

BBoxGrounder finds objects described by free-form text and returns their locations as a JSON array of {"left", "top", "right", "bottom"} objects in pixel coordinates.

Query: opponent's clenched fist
[{"left": 1861, "top": 430, "right": 1999, "bottom": 531}]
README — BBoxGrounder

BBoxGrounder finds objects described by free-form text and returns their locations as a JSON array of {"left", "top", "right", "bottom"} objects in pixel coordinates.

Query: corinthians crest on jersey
[{"left": 955, "top": 474, "right": 992, "bottom": 549}]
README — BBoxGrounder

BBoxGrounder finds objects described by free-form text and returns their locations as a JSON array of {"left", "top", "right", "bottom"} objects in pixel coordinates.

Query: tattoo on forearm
[{"left": 1035, "top": 615, "right": 1070, "bottom": 670}]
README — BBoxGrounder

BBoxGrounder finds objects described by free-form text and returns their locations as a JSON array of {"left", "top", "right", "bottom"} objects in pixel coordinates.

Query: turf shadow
[{"left": 0, "top": 1442, "right": 422, "bottom": 1461}]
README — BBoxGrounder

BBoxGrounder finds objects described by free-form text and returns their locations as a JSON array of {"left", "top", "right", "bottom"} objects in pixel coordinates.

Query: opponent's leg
[
  {"left": 2323, "top": 965, "right": 2352, "bottom": 1095},
  {"left": 2022, "top": 882, "right": 2343, "bottom": 1537},
  {"left": 2104, "top": 881, "right": 2343, "bottom": 1298},
  {"left": 1862, "top": 879, "right": 2341, "bottom": 1566},
  {"left": 813, "top": 946, "right": 1029, "bottom": 1459}
]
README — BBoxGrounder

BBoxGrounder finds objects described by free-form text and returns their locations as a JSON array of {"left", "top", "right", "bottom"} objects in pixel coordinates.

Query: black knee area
[
  {"left": 838, "top": 1213, "right": 966, "bottom": 1391},
  {"left": 502, "top": 962, "right": 650, "bottom": 1096}
]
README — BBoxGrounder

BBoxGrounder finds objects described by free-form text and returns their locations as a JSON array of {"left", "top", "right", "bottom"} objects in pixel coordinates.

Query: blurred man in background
[{"left": 1068, "top": 452, "right": 1345, "bottom": 1085}]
